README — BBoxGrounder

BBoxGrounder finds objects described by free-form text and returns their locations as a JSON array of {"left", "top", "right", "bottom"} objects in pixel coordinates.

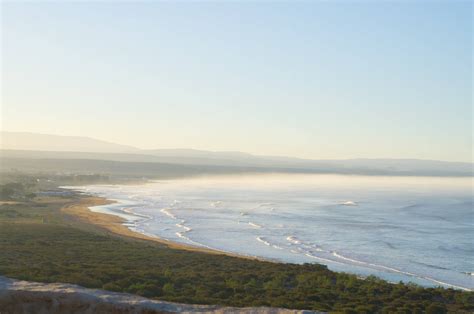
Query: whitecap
[
  {"left": 160, "top": 208, "right": 176, "bottom": 219},
  {"left": 341, "top": 201, "right": 357, "bottom": 206},
  {"left": 286, "top": 236, "right": 301, "bottom": 245},
  {"left": 248, "top": 222, "right": 262, "bottom": 228}
]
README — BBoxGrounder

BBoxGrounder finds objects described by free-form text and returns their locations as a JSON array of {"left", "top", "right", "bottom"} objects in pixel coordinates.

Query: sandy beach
[{"left": 61, "top": 196, "right": 249, "bottom": 258}]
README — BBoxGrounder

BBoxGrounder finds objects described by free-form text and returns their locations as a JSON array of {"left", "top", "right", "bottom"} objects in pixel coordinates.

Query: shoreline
[
  {"left": 60, "top": 190, "right": 472, "bottom": 292},
  {"left": 61, "top": 195, "right": 261, "bottom": 260},
  {"left": 62, "top": 194, "right": 473, "bottom": 292}
]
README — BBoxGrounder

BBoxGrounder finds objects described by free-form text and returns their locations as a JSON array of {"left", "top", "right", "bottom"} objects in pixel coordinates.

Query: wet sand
[{"left": 61, "top": 196, "right": 251, "bottom": 258}]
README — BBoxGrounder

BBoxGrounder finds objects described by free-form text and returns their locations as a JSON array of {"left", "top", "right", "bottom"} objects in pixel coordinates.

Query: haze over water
[{"left": 70, "top": 174, "right": 473, "bottom": 290}]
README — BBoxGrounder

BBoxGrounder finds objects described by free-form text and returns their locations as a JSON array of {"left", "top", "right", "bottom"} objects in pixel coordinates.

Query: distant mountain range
[
  {"left": 1, "top": 131, "right": 472, "bottom": 176},
  {"left": 1, "top": 131, "right": 139, "bottom": 153}
]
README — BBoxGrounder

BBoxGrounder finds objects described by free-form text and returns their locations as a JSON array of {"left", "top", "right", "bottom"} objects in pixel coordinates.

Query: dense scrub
[{"left": 0, "top": 200, "right": 473, "bottom": 314}]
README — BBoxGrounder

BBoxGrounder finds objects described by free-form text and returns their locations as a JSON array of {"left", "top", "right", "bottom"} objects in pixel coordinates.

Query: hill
[{"left": 1, "top": 132, "right": 472, "bottom": 177}]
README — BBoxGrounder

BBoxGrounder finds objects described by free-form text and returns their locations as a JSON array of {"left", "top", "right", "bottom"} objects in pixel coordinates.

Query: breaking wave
[
  {"left": 160, "top": 208, "right": 176, "bottom": 219},
  {"left": 330, "top": 252, "right": 471, "bottom": 291},
  {"left": 256, "top": 237, "right": 283, "bottom": 250},
  {"left": 248, "top": 222, "right": 263, "bottom": 228}
]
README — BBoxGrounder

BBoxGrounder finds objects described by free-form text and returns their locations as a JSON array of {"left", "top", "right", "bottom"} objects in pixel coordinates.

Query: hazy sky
[{"left": 2, "top": 1, "right": 472, "bottom": 161}]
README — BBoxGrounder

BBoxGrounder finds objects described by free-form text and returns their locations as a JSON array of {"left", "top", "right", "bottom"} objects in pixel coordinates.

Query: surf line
[{"left": 331, "top": 252, "right": 472, "bottom": 291}]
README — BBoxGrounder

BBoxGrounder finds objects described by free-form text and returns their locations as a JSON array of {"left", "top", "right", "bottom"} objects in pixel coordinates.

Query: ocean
[{"left": 66, "top": 174, "right": 473, "bottom": 291}]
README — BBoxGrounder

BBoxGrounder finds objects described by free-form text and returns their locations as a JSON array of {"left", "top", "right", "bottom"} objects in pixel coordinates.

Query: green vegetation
[
  {"left": 0, "top": 172, "right": 473, "bottom": 313},
  {"left": 0, "top": 172, "right": 111, "bottom": 199}
]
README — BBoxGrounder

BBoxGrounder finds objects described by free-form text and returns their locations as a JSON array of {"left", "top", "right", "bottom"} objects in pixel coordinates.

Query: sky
[{"left": 1, "top": 1, "right": 472, "bottom": 162}]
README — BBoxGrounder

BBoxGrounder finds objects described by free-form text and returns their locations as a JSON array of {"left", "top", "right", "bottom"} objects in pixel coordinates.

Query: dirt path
[{"left": 0, "top": 276, "right": 321, "bottom": 314}]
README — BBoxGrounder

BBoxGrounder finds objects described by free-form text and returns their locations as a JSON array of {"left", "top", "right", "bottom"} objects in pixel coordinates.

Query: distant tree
[
  {"left": 0, "top": 186, "right": 15, "bottom": 200},
  {"left": 4, "top": 182, "right": 24, "bottom": 191}
]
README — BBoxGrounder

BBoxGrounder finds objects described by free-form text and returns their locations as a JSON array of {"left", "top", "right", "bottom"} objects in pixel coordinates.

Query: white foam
[
  {"left": 122, "top": 208, "right": 152, "bottom": 219},
  {"left": 304, "top": 253, "right": 345, "bottom": 265},
  {"left": 256, "top": 236, "right": 271, "bottom": 246},
  {"left": 256, "top": 237, "right": 283, "bottom": 250},
  {"left": 248, "top": 222, "right": 262, "bottom": 228},
  {"left": 286, "top": 236, "right": 301, "bottom": 245},
  {"left": 175, "top": 232, "right": 188, "bottom": 240},
  {"left": 286, "top": 236, "right": 324, "bottom": 252},
  {"left": 331, "top": 252, "right": 472, "bottom": 291},
  {"left": 160, "top": 208, "right": 176, "bottom": 220},
  {"left": 341, "top": 201, "right": 357, "bottom": 206},
  {"left": 176, "top": 222, "right": 192, "bottom": 232}
]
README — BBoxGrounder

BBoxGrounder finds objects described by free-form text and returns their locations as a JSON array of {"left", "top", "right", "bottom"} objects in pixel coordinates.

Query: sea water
[{"left": 66, "top": 174, "right": 473, "bottom": 291}]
